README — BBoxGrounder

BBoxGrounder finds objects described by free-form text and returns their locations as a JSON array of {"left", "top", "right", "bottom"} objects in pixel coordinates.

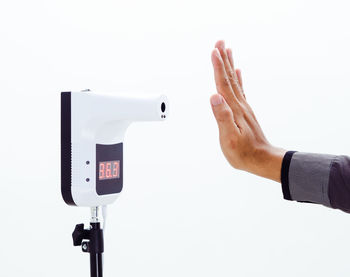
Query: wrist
[{"left": 248, "top": 145, "right": 287, "bottom": 182}]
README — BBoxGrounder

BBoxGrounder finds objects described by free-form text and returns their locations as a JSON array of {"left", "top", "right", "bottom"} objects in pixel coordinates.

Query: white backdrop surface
[{"left": 1, "top": 0, "right": 350, "bottom": 276}]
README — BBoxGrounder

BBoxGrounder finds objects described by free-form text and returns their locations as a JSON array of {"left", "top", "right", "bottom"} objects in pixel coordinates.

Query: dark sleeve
[{"left": 281, "top": 151, "right": 350, "bottom": 213}]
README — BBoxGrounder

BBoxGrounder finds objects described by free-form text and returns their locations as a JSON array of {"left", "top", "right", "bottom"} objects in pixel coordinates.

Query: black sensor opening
[{"left": 161, "top": 102, "right": 166, "bottom": 113}]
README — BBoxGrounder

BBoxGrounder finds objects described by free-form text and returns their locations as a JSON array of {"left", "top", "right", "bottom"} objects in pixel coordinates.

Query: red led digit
[
  {"left": 106, "top": 162, "right": 112, "bottom": 178},
  {"left": 99, "top": 160, "right": 120, "bottom": 180},
  {"left": 99, "top": 162, "right": 105, "bottom": 180},
  {"left": 113, "top": 161, "right": 119, "bottom": 178}
]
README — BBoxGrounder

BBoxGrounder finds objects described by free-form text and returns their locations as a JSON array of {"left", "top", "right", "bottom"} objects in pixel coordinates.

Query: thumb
[{"left": 210, "top": 94, "right": 238, "bottom": 133}]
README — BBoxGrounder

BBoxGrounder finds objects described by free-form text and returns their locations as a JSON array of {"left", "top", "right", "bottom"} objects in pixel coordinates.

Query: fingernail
[{"left": 210, "top": 94, "right": 223, "bottom": 106}]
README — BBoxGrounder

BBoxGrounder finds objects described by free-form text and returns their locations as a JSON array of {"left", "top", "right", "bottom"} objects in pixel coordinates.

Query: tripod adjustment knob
[{"left": 72, "top": 223, "right": 85, "bottom": 246}]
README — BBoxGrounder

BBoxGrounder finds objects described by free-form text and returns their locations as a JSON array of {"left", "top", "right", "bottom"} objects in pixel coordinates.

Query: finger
[
  {"left": 216, "top": 41, "right": 237, "bottom": 83},
  {"left": 210, "top": 94, "right": 240, "bottom": 135},
  {"left": 215, "top": 41, "right": 233, "bottom": 72},
  {"left": 227, "top": 48, "right": 245, "bottom": 100},
  {"left": 226, "top": 48, "right": 234, "bottom": 68},
  {"left": 235, "top": 69, "right": 246, "bottom": 99},
  {"left": 215, "top": 42, "right": 244, "bottom": 101},
  {"left": 235, "top": 69, "right": 243, "bottom": 88},
  {"left": 211, "top": 48, "right": 240, "bottom": 108}
]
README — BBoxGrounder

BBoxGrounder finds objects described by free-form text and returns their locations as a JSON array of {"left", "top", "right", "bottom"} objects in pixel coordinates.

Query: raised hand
[{"left": 210, "top": 40, "right": 286, "bottom": 182}]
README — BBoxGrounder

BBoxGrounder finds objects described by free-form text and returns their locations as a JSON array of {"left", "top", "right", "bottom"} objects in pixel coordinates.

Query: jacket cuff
[
  {"left": 281, "top": 151, "right": 297, "bottom": 200},
  {"left": 281, "top": 151, "right": 337, "bottom": 207}
]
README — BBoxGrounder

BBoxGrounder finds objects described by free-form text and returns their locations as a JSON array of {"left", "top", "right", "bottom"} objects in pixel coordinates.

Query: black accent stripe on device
[
  {"left": 281, "top": 151, "right": 297, "bottom": 201},
  {"left": 61, "top": 92, "right": 76, "bottom": 205}
]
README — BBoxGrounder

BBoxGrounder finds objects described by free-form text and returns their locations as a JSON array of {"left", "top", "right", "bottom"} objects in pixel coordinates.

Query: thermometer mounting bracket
[{"left": 72, "top": 222, "right": 104, "bottom": 254}]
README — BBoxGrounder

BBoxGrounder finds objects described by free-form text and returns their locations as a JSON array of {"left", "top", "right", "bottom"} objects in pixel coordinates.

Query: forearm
[{"left": 245, "top": 145, "right": 350, "bottom": 213}]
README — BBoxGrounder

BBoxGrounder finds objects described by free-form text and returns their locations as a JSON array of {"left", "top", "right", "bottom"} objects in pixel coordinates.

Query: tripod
[{"left": 72, "top": 207, "right": 104, "bottom": 277}]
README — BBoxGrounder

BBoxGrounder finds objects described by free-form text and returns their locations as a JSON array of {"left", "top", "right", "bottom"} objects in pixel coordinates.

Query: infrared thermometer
[{"left": 61, "top": 91, "right": 168, "bottom": 207}]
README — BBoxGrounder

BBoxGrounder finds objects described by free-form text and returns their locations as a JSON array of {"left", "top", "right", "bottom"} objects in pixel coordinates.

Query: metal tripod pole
[{"left": 88, "top": 221, "right": 103, "bottom": 277}]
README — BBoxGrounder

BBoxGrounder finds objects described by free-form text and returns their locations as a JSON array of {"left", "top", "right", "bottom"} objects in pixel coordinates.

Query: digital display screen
[
  {"left": 99, "top": 160, "right": 120, "bottom": 180},
  {"left": 96, "top": 143, "right": 123, "bottom": 195}
]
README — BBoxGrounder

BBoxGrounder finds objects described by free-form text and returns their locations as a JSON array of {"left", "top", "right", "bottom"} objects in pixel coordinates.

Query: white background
[{"left": 1, "top": 0, "right": 350, "bottom": 276}]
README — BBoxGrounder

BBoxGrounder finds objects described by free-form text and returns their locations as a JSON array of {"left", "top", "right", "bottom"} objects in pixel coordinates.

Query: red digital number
[
  {"left": 99, "top": 161, "right": 120, "bottom": 180},
  {"left": 99, "top": 163, "right": 105, "bottom": 179},
  {"left": 106, "top": 162, "right": 112, "bottom": 178},
  {"left": 113, "top": 161, "right": 119, "bottom": 178}
]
